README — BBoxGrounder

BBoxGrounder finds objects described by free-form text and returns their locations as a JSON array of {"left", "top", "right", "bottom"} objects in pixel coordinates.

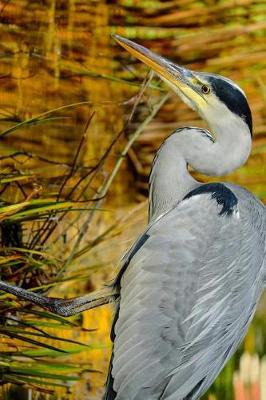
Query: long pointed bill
[{"left": 113, "top": 34, "right": 205, "bottom": 103}]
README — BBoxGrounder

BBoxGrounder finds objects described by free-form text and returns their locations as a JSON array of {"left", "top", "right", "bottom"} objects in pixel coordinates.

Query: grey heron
[
  {"left": 102, "top": 35, "right": 266, "bottom": 400},
  {"left": 0, "top": 35, "right": 265, "bottom": 400}
]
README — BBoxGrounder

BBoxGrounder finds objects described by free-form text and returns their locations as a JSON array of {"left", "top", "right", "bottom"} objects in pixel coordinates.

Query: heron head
[{"left": 113, "top": 35, "right": 252, "bottom": 137}]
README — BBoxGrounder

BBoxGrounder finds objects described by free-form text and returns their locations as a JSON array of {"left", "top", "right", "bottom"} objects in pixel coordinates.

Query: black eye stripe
[{"left": 207, "top": 76, "right": 252, "bottom": 135}]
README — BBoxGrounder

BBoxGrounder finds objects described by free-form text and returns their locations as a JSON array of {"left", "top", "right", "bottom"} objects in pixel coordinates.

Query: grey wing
[{"left": 109, "top": 191, "right": 265, "bottom": 400}]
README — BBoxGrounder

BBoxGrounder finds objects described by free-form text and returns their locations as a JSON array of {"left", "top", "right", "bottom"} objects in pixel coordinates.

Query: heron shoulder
[{"left": 183, "top": 182, "right": 238, "bottom": 216}]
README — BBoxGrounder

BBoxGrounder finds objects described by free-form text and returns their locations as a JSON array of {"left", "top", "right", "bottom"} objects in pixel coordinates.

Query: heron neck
[
  {"left": 148, "top": 123, "right": 251, "bottom": 222},
  {"left": 148, "top": 134, "right": 198, "bottom": 222}
]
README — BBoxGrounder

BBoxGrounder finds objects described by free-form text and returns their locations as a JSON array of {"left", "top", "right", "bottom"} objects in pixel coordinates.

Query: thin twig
[
  {"left": 57, "top": 111, "right": 95, "bottom": 201},
  {"left": 58, "top": 91, "right": 170, "bottom": 276},
  {"left": 0, "top": 96, "right": 147, "bottom": 138}
]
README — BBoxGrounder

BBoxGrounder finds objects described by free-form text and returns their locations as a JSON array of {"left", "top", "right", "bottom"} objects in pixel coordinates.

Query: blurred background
[{"left": 0, "top": 0, "right": 265, "bottom": 399}]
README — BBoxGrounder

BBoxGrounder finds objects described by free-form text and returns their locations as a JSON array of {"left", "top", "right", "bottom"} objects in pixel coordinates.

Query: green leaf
[{"left": 0, "top": 330, "right": 67, "bottom": 353}]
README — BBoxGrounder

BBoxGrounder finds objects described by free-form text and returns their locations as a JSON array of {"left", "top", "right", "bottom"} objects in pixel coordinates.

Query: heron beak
[{"left": 113, "top": 34, "right": 205, "bottom": 105}]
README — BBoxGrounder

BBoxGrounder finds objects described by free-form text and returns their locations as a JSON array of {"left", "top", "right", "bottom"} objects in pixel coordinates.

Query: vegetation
[{"left": 0, "top": 79, "right": 169, "bottom": 398}]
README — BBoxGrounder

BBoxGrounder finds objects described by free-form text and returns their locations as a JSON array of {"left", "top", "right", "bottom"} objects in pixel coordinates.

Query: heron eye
[{"left": 201, "top": 85, "right": 210, "bottom": 94}]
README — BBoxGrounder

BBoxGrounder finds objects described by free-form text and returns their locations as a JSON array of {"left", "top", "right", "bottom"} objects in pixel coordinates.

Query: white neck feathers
[{"left": 149, "top": 118, "right": 251, "bottom": 222}]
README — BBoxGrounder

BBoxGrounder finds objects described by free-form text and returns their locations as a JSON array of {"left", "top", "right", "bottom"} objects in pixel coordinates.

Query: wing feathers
[{"left": 107, "top": 188, "right": 265, "bottom": 400}]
